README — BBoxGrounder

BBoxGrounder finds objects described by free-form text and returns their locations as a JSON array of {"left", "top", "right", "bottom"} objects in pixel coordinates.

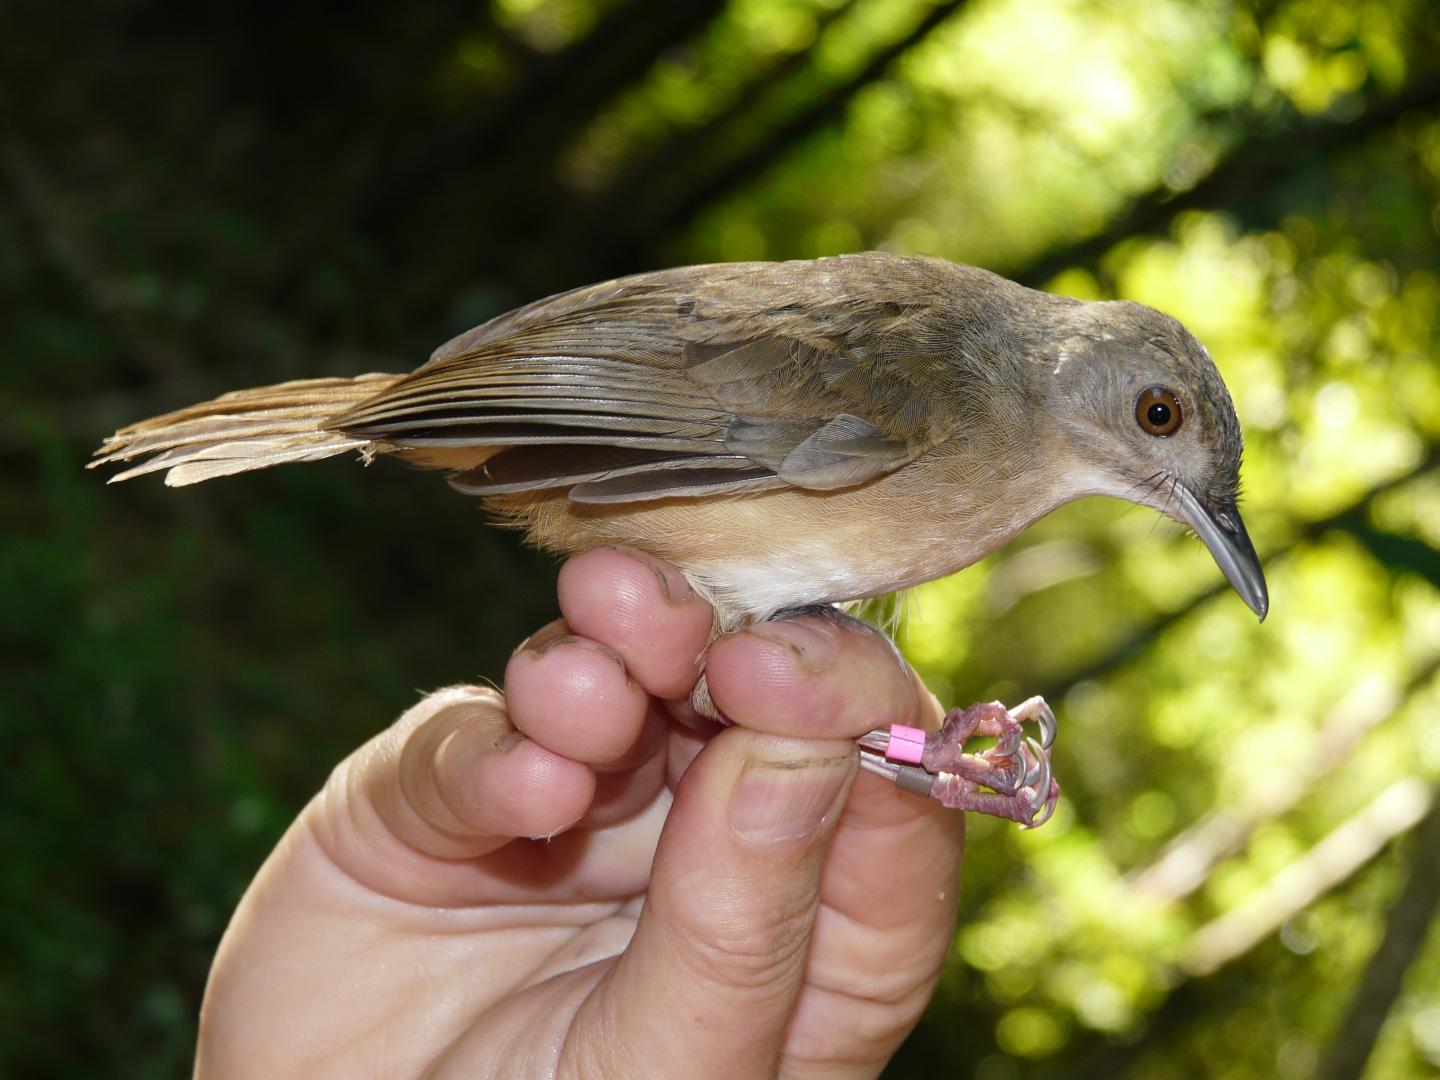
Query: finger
[
  {"left": 557, "top": 546, "right": 714, "bottom": 700},
  {"left": 705, "top": 613, "right": 921, "bottom": 738},
  {"left": 504, "top": 619, "right": 653, "bottom": 765},
  {"left": 577, "top": 744, "right": 669, "bottom": 830},
  {"left": 568, "top": 728, "right": 857, "bottom": 1079},
  {"left": 337, "top": 686, "right": 596, "bottom": 868},
  {"left": 666, "top": 722, "right": 708, "bottom": 790},
  {"left": 573, "top": 703, "right": 670, "bottom": 828},
  {"left": 783, "top": 683, "right": 963, "bottom": 1076}
]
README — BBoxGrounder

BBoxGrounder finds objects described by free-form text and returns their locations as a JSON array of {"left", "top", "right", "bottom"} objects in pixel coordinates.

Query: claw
[
  {"left": 1020, "top": 737, "right": 1044, "bottom": 788},
  {"left": 1025, "top": 742, "right": 1051, "bottom": 815},
  {"left": 1034, "top": 702, "right": 1058, "bottom": 751},
  {"left": 1023, "top": 782, "right": 1059, "bottom": 829},
  {"left": 1009, "top": 696, "right": 1057, "bottom": 751}
]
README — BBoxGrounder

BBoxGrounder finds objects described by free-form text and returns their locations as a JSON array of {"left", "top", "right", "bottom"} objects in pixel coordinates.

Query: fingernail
[
  {"left": 515, "top": 625, "right": 626, "bottom": 673},
  {"left": 435, "top": 721, "right": 522, "bottom": 806},
  {"left": 742, "top": 620, "right": 837, "bottom": 673},
  {"left": 730, "top": 748, "right": 854, "bottom": 846},
  {"left": 513, "top": 620, "right": 572, "bottom": 657},
  {"left": 606, "top": 545, "right": 694, "bottom": 604},
  {"left": 493, "top": 729, "right": 526, "bottom": 753}
]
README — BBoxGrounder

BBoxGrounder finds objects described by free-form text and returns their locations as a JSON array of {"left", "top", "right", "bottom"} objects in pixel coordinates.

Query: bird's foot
[{"left": 857, "top": 696, "right": 1060, "bottom": 829}]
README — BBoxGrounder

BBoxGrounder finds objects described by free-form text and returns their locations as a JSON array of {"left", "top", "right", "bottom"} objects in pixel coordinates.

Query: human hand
[{"left": 197, "top": 547, "right": 964, "bottom": 1078}]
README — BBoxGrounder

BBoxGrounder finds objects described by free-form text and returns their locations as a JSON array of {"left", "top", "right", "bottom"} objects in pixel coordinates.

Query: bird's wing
[{"left": 330, "top": 254, "right": 964, "bottom": 504}]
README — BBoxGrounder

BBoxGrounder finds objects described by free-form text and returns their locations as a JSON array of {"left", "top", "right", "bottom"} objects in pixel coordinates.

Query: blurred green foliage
[{"left": 4, "top": 0, "right": 1440, "bottom": 1076}]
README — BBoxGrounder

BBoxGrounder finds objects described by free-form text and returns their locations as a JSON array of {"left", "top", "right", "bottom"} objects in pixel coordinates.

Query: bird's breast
[{"left": 493, "top": 457, "right": 1057, "bottom": 630}]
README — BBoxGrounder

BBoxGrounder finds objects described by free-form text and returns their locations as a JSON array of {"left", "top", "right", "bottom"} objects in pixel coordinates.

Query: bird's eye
[{"left": 1135, "top": 386, "right": 1183, "bottom": 437}]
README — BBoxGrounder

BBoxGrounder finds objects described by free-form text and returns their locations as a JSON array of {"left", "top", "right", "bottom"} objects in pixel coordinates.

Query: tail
[{"left": 91, "top": 373, "right": 401, "bottom": 486}]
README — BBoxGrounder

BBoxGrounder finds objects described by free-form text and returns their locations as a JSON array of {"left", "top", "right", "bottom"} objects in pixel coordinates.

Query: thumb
[{"left": 569, "top": 729, "right": 857, "bottom": 1079}]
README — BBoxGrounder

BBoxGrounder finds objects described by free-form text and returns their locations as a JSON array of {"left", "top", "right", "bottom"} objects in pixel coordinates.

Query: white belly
[{"left": 687, "top": 532, "right": 980, "bottom": 628}]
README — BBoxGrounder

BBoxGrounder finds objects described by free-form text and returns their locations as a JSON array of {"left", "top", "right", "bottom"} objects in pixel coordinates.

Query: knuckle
[{"left": 666, "top": 893, "right": 816, "bottom": 994}]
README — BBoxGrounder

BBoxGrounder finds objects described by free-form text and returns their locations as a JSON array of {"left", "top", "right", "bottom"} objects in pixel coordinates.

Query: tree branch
[
  {"left": 361, "top": 0, "right": 728, "bottom": 236},
  {"left": 480, "top": 0, "right": 730, "bottom": 160},
  {"left": 1013, "top": 71, "right": 1440, "bottom": 286},
  {"left": 1184, "top": 778, "right": 1434, "bottom": 977},
  {"left": 565, "top": 0, "right": 861, "bottom": 230},
  {"left": 1315, "top": 788, "right": 1440, "bottom": 1080},
  {"left": 1069, "top": 777, "right": 1440, "bottom": 1079},
  {"left": 607, "top": 0, "right": 974, "bottom": 268},
  {"left": 1127, "top": 654, "right": 1440, "bottom": 903},
  {"left": 1, "top": 139, "right": 187, "bottom": 383}
]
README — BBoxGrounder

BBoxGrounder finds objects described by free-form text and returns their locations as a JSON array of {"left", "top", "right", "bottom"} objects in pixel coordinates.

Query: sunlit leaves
[
  {"left": 559, "top": 0, "right": 850, "bottom": 193},
  {"left": 1260, "top": 0, "right": 1418, "bottom": 111},
  {"left": 492, "top": 0, "right": 614, "bottom": 52}
]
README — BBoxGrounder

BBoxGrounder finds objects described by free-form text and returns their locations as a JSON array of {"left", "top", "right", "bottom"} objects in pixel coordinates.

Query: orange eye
[{"left": 1136, "top": 386, "right": 1183, "bottom": 436}]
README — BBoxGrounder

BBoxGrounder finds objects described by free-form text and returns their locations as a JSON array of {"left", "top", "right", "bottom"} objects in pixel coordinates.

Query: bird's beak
[{"left": 1174, "top": 486, "right": 1269, "bottom": 621}]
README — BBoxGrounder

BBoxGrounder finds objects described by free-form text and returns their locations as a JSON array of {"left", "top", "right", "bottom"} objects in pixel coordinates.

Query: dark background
[{"left": 5, "top": 0, "right": 1440, "bottom": 1076}]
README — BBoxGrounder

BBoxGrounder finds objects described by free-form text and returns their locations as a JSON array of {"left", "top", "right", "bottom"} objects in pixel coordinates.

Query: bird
[{"left": 93, "top": 251, "right": 1268, "bottom": 827}]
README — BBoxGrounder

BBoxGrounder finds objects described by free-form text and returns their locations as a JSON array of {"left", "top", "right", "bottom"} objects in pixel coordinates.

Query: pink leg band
[{"left": 885, "top": 724, "right": 927, "bottom": 765}]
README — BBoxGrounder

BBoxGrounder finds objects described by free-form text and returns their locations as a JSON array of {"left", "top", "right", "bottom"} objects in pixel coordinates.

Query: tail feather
[{"left": 92, "top": 373, "right": 400, "bottom": 486}]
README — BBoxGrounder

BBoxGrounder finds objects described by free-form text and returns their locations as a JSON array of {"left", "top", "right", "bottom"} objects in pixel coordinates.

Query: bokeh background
[{"left": 6, "top": 0, "right": 1440, "bottom": 1075}]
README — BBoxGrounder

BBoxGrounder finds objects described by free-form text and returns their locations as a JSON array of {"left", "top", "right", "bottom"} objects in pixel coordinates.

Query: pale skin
[{"left": 198, "top": 546, "right": 964, "bottom": 1078}]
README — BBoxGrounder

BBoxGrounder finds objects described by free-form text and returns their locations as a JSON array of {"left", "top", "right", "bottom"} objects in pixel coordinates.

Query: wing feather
[
  {"left": 326, "top": 255, "right": 967, "bottom": 502},
  {"left": 449, "top": 447, "right": 765, "bottom": 497},
  {"left": 570, "top": 467, "right": 778, "bottom": 503}
]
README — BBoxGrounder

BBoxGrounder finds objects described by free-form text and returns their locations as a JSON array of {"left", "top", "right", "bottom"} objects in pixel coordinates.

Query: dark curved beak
[{"left": 1174, "top": 486, "right": 1269, "bottom": 621}]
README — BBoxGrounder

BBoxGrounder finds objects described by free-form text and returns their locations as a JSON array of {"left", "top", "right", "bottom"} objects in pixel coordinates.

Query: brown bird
[{"left": 93, "top": 252, "right": 1268, "bottom": 827}]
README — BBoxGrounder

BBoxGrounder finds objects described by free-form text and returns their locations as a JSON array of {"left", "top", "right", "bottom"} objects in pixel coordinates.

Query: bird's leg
[
  {"left": 858, "top": 697, "right": 1060, "bottom": 829},
  {"left": 687, "top": 602, "right": 858, "bottom": 723}
]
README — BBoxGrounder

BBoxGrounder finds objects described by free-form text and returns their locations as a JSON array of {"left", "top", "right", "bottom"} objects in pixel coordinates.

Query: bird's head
[{"left": 1044, "top": 299, "right": 1268, "bottom": 620}]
